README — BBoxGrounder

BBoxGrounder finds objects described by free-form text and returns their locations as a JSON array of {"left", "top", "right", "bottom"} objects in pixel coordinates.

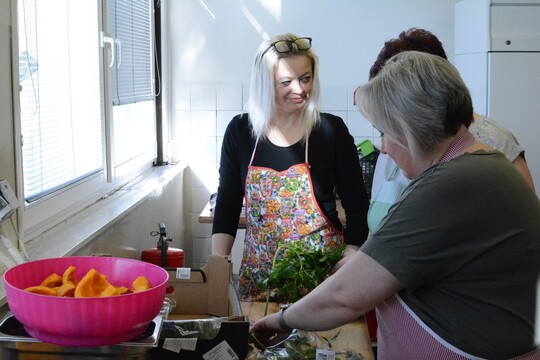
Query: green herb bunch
[{"left": 259, "top": 241, "right": 346, "bottom": 304}]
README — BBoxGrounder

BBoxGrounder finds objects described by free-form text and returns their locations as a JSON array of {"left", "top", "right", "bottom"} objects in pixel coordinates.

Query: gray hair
[
  {"left": 247, "top": 33, "right": 321, "bottom": 139},
  {"left": 356, "top": 51, "right": 473, "bottom": 160}
]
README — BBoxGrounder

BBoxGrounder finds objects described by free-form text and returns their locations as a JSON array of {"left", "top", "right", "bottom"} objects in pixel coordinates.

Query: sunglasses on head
[{"left": 261, "top": 37, "right": 312, "bottom": 57}]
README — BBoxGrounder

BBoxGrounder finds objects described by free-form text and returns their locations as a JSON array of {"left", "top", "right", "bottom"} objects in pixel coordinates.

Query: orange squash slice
[
  {"left": 74, "top": 268, "right": 113, "bottom": 298},
  {"left": 40, "top": 273, "right": 63, "bottom": 288},
  {"left": 56, "top": 282, "right": 76, "bottom": 297},
  {"left": 98, "top": 284, "right": 121, "bottom": 297},
  {"left": 132, "top": 276, "right": 152, "bottom": 293},
  {"left": 24, "top": 286, "right": 57, "bottom": 296},
  {"left": 116, "top": 286, "right": 132, "bottom": 295},
  {"left": 62, "top": 265, "right": 79, "bottom": 286}
]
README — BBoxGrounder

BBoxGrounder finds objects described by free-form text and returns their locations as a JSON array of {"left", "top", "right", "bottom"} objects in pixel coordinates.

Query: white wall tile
[
  {"left": 174, "top": 84, "right": 191, "bottom": 111},
  {"left": 191, "top": 110, "right": 216, "bottom": 137},
  {"left": 321, "top": 85, "right": 348, "bottom": 111},
  {"left": 170, "top": 111, "right": 191, "bottom": 161},
  {"left": 347, "top": 111, "right": 374, "bottom": 138},
  {"left": 191, "top": 235, "right": 212, "bottom": 267},
  {"left": 186, "top": 135, "right": 218, "bottom": 165},
  {"left": 242, "top": 89, "right": 249, "bottom": 111},
  {"left": 216, "top": 136, "right": 224, "bottom": 165},
  {"left": 174, "top": 110, "right": 191, "bottom": 133},
  {"left": 191, "top": 84, "right": 216, "bottom": 111},
  {"left": 192, "top": 186, "right": 211, "bottom": 213},
  {"left": 217, "top": 111, "right": 238, "bottom": 136},
  {"left": 217, "top": 84, "right": 243, "bottom": 110},
  {"left": 190, "top": 167, "right": 207, "bottom": 188},
  {"left": 191, "top": 212, "right": 213, "bottom": 238}
]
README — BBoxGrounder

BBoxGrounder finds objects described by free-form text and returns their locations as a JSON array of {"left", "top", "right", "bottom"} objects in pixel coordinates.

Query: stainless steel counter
[{"left": 0, "top": 313, "right": 163, "bottom": 360}]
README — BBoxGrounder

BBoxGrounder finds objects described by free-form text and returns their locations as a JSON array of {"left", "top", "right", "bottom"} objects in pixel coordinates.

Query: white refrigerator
[{"left": 455, "top": 0, "right": 540, "bottom": 195}]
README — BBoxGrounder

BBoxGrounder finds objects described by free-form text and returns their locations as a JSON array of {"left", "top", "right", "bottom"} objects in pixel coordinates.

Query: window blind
[
  {"left": 18, "top": 0, "right": 103, "bottom": 202},
  {"left": 109, "top": 0, "right": 154, "bottom": 106}
]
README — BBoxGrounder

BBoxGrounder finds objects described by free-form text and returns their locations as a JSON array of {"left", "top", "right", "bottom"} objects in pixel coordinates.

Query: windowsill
[{"left": 0, "top": 161, "right": 187, "bottom": 308}]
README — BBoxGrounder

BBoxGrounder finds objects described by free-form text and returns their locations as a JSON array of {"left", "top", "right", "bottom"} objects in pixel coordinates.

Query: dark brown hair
[{"left": 369, "top": 28, "right": 447, "bottom": 80}]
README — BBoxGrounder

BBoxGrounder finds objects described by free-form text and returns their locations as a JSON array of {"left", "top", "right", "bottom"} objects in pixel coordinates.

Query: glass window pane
[
  {"left": 109, "top": 0, "right": 154, "bottom": 106},
  {"left": 18, "top": 0, "right": 103, "bottom": 202}
]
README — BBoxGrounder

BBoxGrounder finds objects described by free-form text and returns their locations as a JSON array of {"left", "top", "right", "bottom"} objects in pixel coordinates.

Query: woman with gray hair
[
  {"left": 250, "top": 51, "right": 540, "bottom": 359},
  {"left": 211, "top": 33, "right": 370, "bottom": 301}
]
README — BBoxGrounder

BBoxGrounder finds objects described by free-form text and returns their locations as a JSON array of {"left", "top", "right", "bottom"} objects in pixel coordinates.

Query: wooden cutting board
[{"left": 241, "top": 301, "right": 374, "bottom": 359}]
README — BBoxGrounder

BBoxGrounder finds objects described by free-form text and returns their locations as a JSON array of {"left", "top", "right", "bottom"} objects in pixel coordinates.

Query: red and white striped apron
[
  {"left": 377, "top": 295, "right": 539, "bottom": 359},
  {"left": 375, "top": 130, "right": 539, "bottom": 359}
]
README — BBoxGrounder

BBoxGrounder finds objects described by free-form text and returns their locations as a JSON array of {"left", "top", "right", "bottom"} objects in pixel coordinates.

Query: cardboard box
[{"left": 150, "top": 256, "right": 250, "bottom": 360}]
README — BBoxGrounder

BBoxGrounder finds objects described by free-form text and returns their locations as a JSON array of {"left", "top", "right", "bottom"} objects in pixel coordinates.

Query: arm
[
  {"left": 211, "top": 233, "right": 235, "bottom": 256},
  {"left": 512, "top": 155, "right": 536, "bottom": 191},
  {"left": 250, "top": 250, "right": 402, "bottom": 344},
  {"left": 211, "top": 116, "right": 247, "bottom": 241},
  {"left": 332, "top": 244, "right": 358, "bottom": 272},
  {"left": 330, "top": 116, "right": 370, "bottom": 246}
]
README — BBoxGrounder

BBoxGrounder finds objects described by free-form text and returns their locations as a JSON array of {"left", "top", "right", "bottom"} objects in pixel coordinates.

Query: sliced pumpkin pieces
[
  {"left": 62, "top": 265, "right": 79, "bottom": 286},
  {"left": 74, "top": 268, "right": 114, "bottom": 298},
  {"left": 56, "top": 282, "right": 76, "bottom": 297},
  {"left": 24, "top": 266, "right": 153, "bottom": 298},
  {"left": 24, "top": 286, "right": 57, "bottom": 296},
  {"left": 116, "top": 286, "right": 132, "bottom": 295},
  {"left": 98, "top": 284, "right": 121, "bottom": 297},
  {"left": 132, "top": 276, "right": 152, "bottom": 293},
  {"left": 39, "top": 273, "right": 62, "bottom": 288}
]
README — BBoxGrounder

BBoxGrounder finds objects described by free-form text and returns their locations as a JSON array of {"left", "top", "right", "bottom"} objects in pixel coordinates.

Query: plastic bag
[
  {"left": 160, "top": 317, "right": 229, "bottom": 340},
  {"left": 248, "top": 329, "right": 364, "bottom": 360}
]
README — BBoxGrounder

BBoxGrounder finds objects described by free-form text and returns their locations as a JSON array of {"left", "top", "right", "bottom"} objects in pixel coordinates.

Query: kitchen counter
[
  {"left": 201, "top": 198, "right": 371, "bottom": 358},
  {"left": 241, "top": 301, "right": 374, "bottom": 359}
]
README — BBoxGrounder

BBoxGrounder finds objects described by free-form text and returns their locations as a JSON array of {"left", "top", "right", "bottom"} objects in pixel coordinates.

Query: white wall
[
  {"left": 167, "top": 0, "right": 460, "bottom": 269},
  {"left": 168, "top": 0, "right": 458, "bottom": 85},
  {"left": 74, "top": 171, "right": 186, "bottom": 261}
]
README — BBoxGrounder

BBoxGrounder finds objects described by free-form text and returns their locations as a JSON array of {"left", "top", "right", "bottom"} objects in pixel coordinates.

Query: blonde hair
[
  {"left": 357, "top": 51, "right": 473, "bottom": 161},
  {"left": 247, "top": 33, "right": 321, "bottom": 140}
]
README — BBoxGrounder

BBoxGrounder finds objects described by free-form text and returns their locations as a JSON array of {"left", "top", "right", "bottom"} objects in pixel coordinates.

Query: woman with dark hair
[{"left": 367, "top": 28, "right": 535, "bottom": 234}]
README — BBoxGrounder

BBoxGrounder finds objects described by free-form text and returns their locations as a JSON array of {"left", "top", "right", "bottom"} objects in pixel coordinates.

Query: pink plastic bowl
[{"left": 3, "top": 256, "right": 169, "bottom": 346}]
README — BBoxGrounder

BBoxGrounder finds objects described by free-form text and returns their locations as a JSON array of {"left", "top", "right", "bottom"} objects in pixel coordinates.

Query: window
[
  {"left": 15, "top": 0, "right": 157, "bottom": 236},
  {"left": 18, "top": 0, "right": 103, "bottom": 203}
]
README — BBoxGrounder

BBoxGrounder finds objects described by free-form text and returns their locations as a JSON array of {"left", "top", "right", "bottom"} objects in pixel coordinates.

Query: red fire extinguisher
[{"left": 141, "top": 223, "right": 184, "bottom": 268}]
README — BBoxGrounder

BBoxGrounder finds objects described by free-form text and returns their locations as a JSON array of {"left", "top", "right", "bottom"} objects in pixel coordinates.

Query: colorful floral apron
[
  {"left": 238, "top": 136, "right": 344, "bottom": 301},
  {"left": 375, "top": 131, "right": 538, "bottom": 358}
]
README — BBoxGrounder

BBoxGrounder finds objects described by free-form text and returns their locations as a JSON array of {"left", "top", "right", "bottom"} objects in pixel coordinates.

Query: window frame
[{"left": 11, "top": 0, "right": 159, "bottom": 240}]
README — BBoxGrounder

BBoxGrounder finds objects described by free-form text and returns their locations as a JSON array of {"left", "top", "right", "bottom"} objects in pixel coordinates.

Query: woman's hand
[
  {"left": 249, "top": 313, "right": 291, "bottom": 349},
  {"left": 331, "top": 245, "right": 359, "bottom": 274}
]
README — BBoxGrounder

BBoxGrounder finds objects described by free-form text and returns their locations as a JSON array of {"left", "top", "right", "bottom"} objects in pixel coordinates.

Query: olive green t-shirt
[{"left": 361, "top": 151, "right": 540, "bottom": 359}]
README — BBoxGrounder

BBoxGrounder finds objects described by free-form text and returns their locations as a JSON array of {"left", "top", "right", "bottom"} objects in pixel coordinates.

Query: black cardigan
[{"left": 212, "top": 112, "right": 370, "bottom": 246}]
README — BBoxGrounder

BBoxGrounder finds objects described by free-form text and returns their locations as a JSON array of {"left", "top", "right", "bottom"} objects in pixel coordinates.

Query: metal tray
[{"left": 0, "top": 312, "right": 163, "bottom": 347}]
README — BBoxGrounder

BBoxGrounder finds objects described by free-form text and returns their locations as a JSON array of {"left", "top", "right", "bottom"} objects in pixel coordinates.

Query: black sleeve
[
  {"left": 322, "top": 114, "right": 370, "bottom": 246},
  {"left": 212, "top": 114, "right": 252, "bottom": 237}
]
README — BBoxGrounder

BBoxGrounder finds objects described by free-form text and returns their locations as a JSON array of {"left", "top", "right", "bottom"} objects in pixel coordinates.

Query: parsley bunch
[{"left": 259, "top": 241, "right": 346, "bottom": 304}]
